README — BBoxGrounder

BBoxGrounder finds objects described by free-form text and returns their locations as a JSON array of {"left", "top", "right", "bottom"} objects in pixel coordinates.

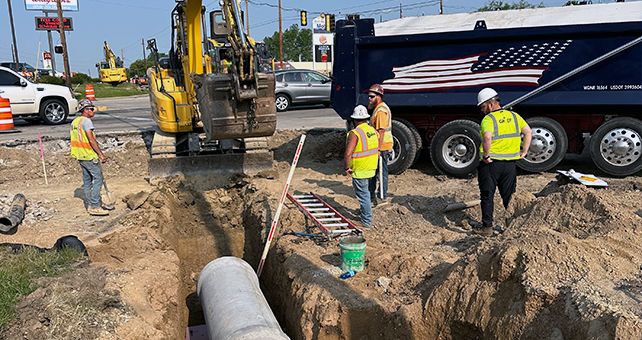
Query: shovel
[{"left": 101, "top": 180, "right": 116, "bottom": 210}]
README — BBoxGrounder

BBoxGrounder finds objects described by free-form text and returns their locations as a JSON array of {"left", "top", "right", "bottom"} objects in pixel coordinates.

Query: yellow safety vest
[
  {"left": 480, "top": 109, "right": 527, "bottom": 160},
  {"left": 349, "top": 123, "right": 379, "bottom": 179},
  {"left": 370, "top": 102, "right": 394, "bottom": 151},
  {"left": 70, "top": 116, "right": 98, "bottom": 161}
]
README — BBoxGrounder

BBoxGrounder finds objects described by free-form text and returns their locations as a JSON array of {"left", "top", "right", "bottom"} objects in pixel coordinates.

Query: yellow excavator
[
  {"left": 96, "top": 41, "right": 128, "bottom": 86},
  {"left": 146, "top": 0, "right": 276, "bottom": 178}
]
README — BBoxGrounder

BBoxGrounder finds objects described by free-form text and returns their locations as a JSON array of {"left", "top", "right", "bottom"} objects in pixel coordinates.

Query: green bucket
[{"left": 339, "top": 236, "right": 366, "bottom": 272}]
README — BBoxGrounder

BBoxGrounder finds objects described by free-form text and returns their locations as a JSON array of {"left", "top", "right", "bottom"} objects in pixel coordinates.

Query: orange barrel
[
  {"left": 85, "top": 84, "right": 96, "bottom": 100},
  {"left": 0, "top": 98, "right": 19, "bottom": 134}
]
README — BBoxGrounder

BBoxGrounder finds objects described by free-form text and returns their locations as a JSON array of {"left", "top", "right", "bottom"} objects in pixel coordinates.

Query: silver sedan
[{"left": 275, "top": 69, "right": 331, "bottom": 112}]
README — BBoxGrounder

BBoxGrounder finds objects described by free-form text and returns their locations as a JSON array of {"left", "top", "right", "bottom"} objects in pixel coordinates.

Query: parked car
[
  {"left": 274, "top": 69, "right": 331, "bottom": 112},
  {"left": 0, "top": 66, "right": 78, "bottom": 124}
]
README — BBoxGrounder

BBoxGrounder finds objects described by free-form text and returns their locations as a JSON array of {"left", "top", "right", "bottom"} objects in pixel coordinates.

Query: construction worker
[
  {"left": 472, "top": 88, "right": 532, "bottom": 236},
  {"left": 344, "top": 105, "right": 380, "bottom": 228},
  {"left": 367, "top": 83, "right": 393, "bottom": 206},
  {"left": 70, "top": 99, "right": 110, "bottom": 216}
]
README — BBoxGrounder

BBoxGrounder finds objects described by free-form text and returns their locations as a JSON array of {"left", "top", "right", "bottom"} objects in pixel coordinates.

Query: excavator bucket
[{"left": 194, "top": 73, "right": 277, "bottom": 141}]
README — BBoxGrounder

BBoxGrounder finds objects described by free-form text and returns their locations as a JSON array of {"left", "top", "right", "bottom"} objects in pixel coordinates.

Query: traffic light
[
  {"left": 328, "top": 14, "right": 336, "bottom": 32},
  {"left": 300, "top": 10, "right": 307, "bottom": 26},
  {"left": 54, "top": 45, "right": 64, "bottom": 54}
]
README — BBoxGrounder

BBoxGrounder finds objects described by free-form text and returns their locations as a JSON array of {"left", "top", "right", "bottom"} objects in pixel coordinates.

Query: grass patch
[
  {"left": 73, "top": 82, "right": 148, "bottom": 99},
  {"left": 0, "top": 247, "right": 85, "bottom": 329}
]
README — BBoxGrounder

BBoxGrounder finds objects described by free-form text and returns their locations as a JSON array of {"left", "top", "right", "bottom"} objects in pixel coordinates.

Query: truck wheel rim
[
  {"left": 275, "top": 97, "right": 288, "bottom": 110},
  {"left": 45, "top": 102, "right": 64, "bottom": 123},
  {"left": 388, "top": 135, "right": 401, "bottom": 165},
  {"left": 599, "top": 127, "right": 642, "bottom": 167},
  {"left": 442, "top": 134, "right": 476, "bottom": 168},
  {"left": 524, "top": 127, "right": 556, "bottom": 164}
]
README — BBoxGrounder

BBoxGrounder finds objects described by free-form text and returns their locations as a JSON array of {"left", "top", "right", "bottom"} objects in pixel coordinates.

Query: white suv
[{"left": 0, "top": 66, "right": 78, "bottom": 125}]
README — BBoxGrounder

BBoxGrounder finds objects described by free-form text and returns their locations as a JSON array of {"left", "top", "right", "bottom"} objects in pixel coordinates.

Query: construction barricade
[
  {"left": 0, "top": 97, "right": 19, "bottom": 134},
  {"left": 85, "top": 84, "right": 96, "bottom": 100}
]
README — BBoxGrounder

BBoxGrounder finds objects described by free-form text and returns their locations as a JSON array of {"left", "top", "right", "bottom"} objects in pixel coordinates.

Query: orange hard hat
[{"left": 368, "top": 84, "right": 384, "bottom": 97}]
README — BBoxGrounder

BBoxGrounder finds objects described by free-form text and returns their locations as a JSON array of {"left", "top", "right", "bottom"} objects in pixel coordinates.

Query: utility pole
[
  {"left": 142, "top": 38, "right": 147, "bottom": 71},
  {"left": 45, "top": 12, "right": 57, "bottom": 74},
  {"left": 7, "top": 0, "right": 20, "bottom": 64},
  {"left": 245, "top": 0, "right": 250, "bottom": 35},
  {"left": 399, "top": 3, "right": 403, "bottom": 18},
  {"left": 440, "top": 0, "right": 444, "bottom": 14},
  {"left": 56, "top": 0, "right": 72, "bottom": 89},
  {"left": 278, "top": 0, "right": 283, "bottom": 68},
  {"left": 121, "top": 48, "right": 124, "bottom": 65}
]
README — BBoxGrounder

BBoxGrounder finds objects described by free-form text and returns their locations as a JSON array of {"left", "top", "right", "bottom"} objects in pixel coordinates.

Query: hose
[{"left": 0, "top": 194, "right": 26, "bottom": 233}]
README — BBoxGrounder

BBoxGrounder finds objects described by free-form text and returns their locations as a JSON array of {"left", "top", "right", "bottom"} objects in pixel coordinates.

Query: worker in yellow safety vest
[
  {"left": 471, "top": 88, "right": 532, "bottom": 236},
  {"left": 70, "top": 99, "right": 110, "bottom": 216},
  {"left": 344, "top": 105, "right": 380, "bottom": 228},
  {"left": 367, "top": 83, "right": 394, "bottom": 206}
]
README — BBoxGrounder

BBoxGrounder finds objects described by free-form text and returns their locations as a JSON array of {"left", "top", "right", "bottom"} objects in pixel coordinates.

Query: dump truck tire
[
  {"left": 518, "top": 117, "right": 568, "bottom": 173},
  {"left": 589, "top": 117, "right": 642, "bottom": 176},
  {"left": 388, "top": 119, "right": 418, "bottom": 175},
  {"left": 430, "top": 119, "right": 481, "bottom": 178}
]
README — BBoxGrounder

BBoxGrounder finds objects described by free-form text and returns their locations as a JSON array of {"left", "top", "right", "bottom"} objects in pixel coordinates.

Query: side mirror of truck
[{"left": 20, "top": 79, "right": 28, "bottom": 87}]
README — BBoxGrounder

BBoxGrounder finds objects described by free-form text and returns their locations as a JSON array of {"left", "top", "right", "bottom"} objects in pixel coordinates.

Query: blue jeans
[
  {"left": 352, "top": 177, "right": 372, "bottom": 227},
  {"left": 369, "top": 151, "right": 390, "bottom": 200},
  {"left": 79, "top": 159, "right": 104, "bottom": 208}
]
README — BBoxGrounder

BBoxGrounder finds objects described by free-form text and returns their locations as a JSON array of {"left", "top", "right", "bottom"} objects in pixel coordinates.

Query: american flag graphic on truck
[{"left": 382, "top": 40, "right": 573, "bottom": 92}]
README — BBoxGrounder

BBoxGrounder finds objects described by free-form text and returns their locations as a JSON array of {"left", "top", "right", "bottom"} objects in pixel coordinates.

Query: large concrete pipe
[
  {"left": 197, "top": 257, "right": 289, "bottom": 340},
  {"left": 0, "top": 194, "right": 26, "bottom": 233}
]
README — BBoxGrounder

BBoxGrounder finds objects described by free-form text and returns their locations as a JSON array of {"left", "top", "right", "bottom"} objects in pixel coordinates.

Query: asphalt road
[{"left": 0, "top": 95, "right": 344, "bottom": 142}]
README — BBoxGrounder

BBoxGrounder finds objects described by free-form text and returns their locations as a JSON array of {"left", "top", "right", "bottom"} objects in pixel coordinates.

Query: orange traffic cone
[
  {"left": 85, "top": 84, "right": 96, "bottom": 100},
  {"left": 0, "top": 97, "right": 19, "bottom": 134}
]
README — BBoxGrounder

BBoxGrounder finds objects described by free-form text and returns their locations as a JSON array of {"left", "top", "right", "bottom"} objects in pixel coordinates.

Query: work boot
[
  {"left": 468, "top": 220, "right": 493, "bottom": 236},
  {"left": 87, "top": 207, "right": 110, "bottom": 216}
]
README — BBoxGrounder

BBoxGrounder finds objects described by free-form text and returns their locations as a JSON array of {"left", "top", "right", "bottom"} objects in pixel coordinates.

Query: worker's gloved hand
[{"left": 344, "top": 168, "right": 353, "bottom": 176}]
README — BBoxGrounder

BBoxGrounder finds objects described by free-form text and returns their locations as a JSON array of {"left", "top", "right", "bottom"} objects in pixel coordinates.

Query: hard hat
[
  {"left": 350, "top": 105, "right": 370, "bottom": 120},
  {"left": 77, "top": 99, "right": 95, "bottom": 112},
  {"left": 368, "top": 84, "right": 384, "bottom": 97},
  {"left": 477, "top": 88, "right": 498, "bottom": 106}
]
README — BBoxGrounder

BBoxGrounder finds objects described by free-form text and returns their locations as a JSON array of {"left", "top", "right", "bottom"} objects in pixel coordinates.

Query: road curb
[{"left": 0, "top": 129, "right": 155, "bottom": 147}]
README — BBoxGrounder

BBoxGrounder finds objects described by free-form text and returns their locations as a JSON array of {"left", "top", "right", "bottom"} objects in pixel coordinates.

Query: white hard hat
[
  {"left": 350, "top": 105, "right": 370, "bottom": 120},
  {"left": 477, "top": 88, "right": 499, "bottom": 106}
]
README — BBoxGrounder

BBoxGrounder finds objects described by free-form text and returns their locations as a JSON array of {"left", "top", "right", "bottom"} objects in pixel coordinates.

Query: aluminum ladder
[{"left": 287, "top": 192, "right": 361, "bottom": 236}]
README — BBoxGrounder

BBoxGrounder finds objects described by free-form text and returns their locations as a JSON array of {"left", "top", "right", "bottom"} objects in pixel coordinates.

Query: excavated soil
[{"left": 0, "top": 130, "right": 641, "bottom": 339}]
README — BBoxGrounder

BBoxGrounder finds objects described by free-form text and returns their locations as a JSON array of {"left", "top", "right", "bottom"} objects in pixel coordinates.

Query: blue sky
[{"left": 0, "top": 0, "right": 624, "bottom": 76}]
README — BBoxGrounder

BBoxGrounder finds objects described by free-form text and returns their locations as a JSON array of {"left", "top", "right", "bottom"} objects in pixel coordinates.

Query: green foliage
[
  {"left": 0, "top": 248, "right": 84, "bottom": 329},
  {"left": 264, "top": 25, "right": 312, "bottom": 62},
  {"left": 478, "top": 0, "right": 544, "bottom": 11},
  {"left": 564, "top": 1, "right": 591, "bottom": 5},
  {"left": 127, "top": 53, "right": 167, "bottom": 78},
  {"left": 70, "top": 72, "right": 92, "bottom": 85},
  {"left": 37, "top": 75, "right": 64, "bottom": 85},
  {"left": 92, "top": 82, "right": 148, "bottom": 98}
]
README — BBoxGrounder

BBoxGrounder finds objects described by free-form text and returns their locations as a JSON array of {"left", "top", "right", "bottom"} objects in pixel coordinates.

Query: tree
[
  {"left": 127, "top": 53, "right": 167, "bottom": 78},
  {"left": 478, "top": 0, "right": 544, "bottom": 11},
  {"left": 264, "top": 25, "right": 312, "bottom": 62},
  {"left": 564, "top": 1, "right": 592, "bottom": 5}
]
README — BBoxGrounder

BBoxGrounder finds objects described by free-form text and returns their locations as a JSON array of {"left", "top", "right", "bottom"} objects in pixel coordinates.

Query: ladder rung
[
  {"left": 293, "top": 195, "right": 314, "bottom": 198},
  {"left": 302, "top": 203, "right": 324, "bottom": 207},
  {"left": 317, "top": 218, "right": 342, "bottom": 222},
  {"left": 297, "top": 199, "right": 319, "bottom": 203},
  {"left": 330, "top": 229, "right": 356, "bottom": 234},
  {"left": 322, "top": 223, "right": 349, "bottom": 227},
  {"left": 311, "top": 213, "right": 335, "bottom": 216},
  {"left": 307, "top": 208, "right": 330, "bottom": 211}
]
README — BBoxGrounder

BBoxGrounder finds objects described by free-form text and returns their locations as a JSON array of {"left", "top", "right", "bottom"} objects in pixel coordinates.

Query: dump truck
[
  {"left": 146, "top": 0, "right": 276, "bottom": 177},
  {"left": 96, "top": 41, "right": 128, "bottom": 86},
  {"left": 331, "top": 2, "right": 642, "bottom": 177}
]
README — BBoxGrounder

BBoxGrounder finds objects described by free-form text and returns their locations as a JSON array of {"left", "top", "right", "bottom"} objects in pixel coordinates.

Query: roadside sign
[
  {"left": 35, "top": 17, "right": 73, "bottom": 31},
  {"left": 312, "top": 15, "right": 326, "bottom": 33},
  {"left": 321, "top": 54, "right": 328, "bottom": 62},
  {"left": 43, "top": 51, "right": 51, "bottom": 60},
  {"left": 315, "top": 45, "right": 332, "bottom": 63},
  {"left": 25, "top": 0, "right": 79, "bottom": 12}
]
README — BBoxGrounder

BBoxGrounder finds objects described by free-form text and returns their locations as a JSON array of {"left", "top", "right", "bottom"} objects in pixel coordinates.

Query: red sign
[
  {"left": 321, "top": 54, "right": 328, "bottom": 63},
  {"left": 35, "top": 17, "right": 73, "bottom": 31},
  {"left": 43, "top": 51, "right": 52, "bottom": 60}
]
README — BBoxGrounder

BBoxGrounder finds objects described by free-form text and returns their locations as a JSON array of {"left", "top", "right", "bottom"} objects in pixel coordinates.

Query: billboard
[
  {"left": 35, "top": 17, "right": 73, "bottom": 31},
  {"left": 314, "top": 45, "right": 332, "bottom": 63},
  {"left": 25, "top": 0, "right": 79, "bottom": 12}
]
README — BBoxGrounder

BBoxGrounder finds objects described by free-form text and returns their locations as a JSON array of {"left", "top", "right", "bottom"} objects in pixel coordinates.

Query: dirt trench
[{"left": 2, "top": 130, "right": 642, "bottom": 339}]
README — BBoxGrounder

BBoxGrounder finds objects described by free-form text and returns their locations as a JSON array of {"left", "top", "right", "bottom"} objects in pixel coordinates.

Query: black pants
[{"left": 477, "top": 160, "right": 517, "bottom": 227}]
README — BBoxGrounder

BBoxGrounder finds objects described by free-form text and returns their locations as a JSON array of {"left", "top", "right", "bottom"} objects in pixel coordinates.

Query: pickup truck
[{"left": 0, "top": 66, "right": 78, "bottom": 125}]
